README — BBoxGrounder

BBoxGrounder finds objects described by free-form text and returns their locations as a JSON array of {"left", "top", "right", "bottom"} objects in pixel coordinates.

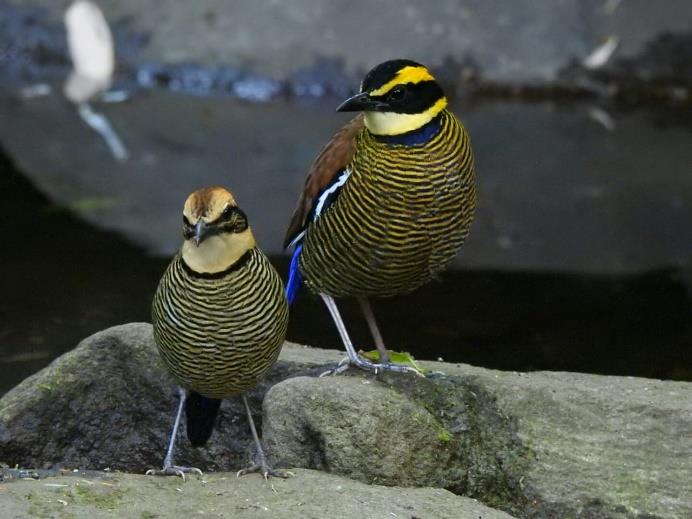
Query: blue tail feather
[{"left": 286, "top": 243, "right": 303, "bottom": 305}]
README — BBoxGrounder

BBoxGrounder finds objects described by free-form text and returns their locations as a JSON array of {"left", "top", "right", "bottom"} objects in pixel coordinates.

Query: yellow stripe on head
[
  {"left": 369, "top": 66, "right": 435, "bottom": 97},
  {"left": 364, "top": 97, "right": 448, "bottom": 136}
]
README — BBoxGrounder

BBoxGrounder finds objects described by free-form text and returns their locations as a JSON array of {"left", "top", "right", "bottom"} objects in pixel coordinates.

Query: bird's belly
[
  {"left": 300, "top": 194, "right": 470, "bottom": 298},
  {"left": 153, "top": 289, "right": 285, "bottom": 399}
]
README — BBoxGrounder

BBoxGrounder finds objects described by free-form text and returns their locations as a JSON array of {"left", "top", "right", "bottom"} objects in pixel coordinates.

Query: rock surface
[
  {"left": 262, "top": 374, "right": 528, "bottom": 510},
  {"left": 0, "top": 468, "right": 515, "bottom": 519},
  {"left": 3, "top": 91, "right": 692, "bottom": 275},
  {"left": 262, "top": 372, "right": 692, "bottom": 519},
  {"left": 5, "top": 0, "right": 692, "bottom": 83},
  {"left": 1, "top": 323, "right": 691, "bottom": 519},
  {"left": 0, "top": 323, "right": 326, "bottom": 474}
]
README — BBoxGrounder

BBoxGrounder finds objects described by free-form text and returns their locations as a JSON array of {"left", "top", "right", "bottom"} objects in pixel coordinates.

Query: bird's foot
[
  {"left": 319, "top": 353, "right": 426, "bottom": 377},
  {"left": 361, "top": 349, "right": 427, "bottom": 375},
  {"left": 145, "top": 465, "right": 203, "bottom": 481},
  {"left": 236, "top": 458, "right": 293, "bottom": 480},
  {"left": 319, "top": 356, "right": 351, "bottom": 377}
]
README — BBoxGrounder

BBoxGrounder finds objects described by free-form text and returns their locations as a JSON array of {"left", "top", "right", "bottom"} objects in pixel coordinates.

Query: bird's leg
[
  {"left": 237, "top": 394, "right": 292, "bottom": 480},
  {"left": 357, "top": 297, "right": 390, "bottom": 364},
  {"left": 320, "top": 293, "right": 420, "bottom": 375},
  {"left": 146, "top": 387, "right": 203, "bottom": 480}
]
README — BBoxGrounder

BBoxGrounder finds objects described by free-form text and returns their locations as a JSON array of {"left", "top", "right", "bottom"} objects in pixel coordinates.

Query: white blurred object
[
  {"left": 582, "top": 35, "right": 619, "bottom": 70},
  {"left": 64, "top": 0, "right": 114, "bottom": 103},
  {"left": 588, "top": 106, "right": 616, "bottom": 131},
  {"left": 64, "top": 1, "right": 128, "bottom": 161}
]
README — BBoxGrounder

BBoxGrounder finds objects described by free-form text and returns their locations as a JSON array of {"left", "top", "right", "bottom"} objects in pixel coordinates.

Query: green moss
[
  {"left": 72, "top": 484, "right": 127, "bottom": 510},
  {"left": 26, "top": 505, "right": 50, "bottom": 519},
  {"left": 141, "top": 512, "right": 158, "bottom": 519},
  {"left": 437, "top": 428, "right": 451, "bottom": 443},
  {"left": 24, "top": 492, "right": 54, "bottom": 519},
  {"left": 609, "top": 469, "right": 653, "bottom": 511},
  {"left": 410, "top": 407, "right": 452, "bottom": 443},
  {"left": 376, "top": 371, "right": 532, "bottom": 517}
]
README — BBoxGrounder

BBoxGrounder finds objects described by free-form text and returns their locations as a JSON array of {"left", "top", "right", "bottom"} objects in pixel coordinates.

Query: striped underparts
[
  {"left": 152, "top": 247, "right": 288, "bottom": 399},
  {"left": 299, "top": 108, "right": 477, "bottom": 298}
]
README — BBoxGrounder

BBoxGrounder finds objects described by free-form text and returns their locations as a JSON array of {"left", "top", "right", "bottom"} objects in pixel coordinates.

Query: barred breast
[
  {"left": 151, "top": 247, "right": 288, "bottom": 399},
  {"left": 299, "top": 109, "right": 476, "bottom": 298}
]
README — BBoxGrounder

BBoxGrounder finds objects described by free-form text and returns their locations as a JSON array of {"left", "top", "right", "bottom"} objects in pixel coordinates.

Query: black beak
[
  {"left": 193, "top": 220, "right": 211, "bottom": 247},
  {"left": 336, "top": 92, "right": 388, "bottom": 112}
]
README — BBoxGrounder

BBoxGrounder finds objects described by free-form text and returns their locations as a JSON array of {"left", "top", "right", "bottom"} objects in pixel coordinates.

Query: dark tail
[{"left": 185, "top": 391, "right": 221, "bottom": 447}]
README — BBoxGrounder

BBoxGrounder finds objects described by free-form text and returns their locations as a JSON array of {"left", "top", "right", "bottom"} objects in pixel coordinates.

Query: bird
[
  {"left": 148, "top": 186, "right": 290, "bottom": 479},
  {"left": 284, "top": 59, "right": 476, "bottom": 374}
]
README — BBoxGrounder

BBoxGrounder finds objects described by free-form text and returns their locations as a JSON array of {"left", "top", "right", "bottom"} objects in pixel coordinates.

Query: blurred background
[{"left": 1, "top": 0, "right": 691, "bottom": 395}]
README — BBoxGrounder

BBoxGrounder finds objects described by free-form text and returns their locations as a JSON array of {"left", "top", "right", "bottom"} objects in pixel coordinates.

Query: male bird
[
  {"left": 285, "top": 59, "right": 476, "bottom": 374},
  {"left": 149, "top": 186, "right": 289, "bottom": 478}
]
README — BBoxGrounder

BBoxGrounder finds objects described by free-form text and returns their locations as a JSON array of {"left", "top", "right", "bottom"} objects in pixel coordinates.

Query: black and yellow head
[
  {"left": 181, "top": 187, "right": 255, "bottom": 274},
  {"left": 337, "top": 59, "right": 447, "bottom": 136}
]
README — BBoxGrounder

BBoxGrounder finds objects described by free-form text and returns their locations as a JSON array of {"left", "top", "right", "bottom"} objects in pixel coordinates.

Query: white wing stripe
[{"left": 313, "top": 168, "right": 350, "bottom": 221}]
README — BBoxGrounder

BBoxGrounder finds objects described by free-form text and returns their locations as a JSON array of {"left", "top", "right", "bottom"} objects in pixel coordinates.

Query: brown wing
[{"left": 283, "top": 114, "right": 364, "bottom": 249}]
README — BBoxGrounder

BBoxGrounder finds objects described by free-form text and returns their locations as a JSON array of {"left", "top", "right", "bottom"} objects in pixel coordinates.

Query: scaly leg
[
  {"left": 357, "top": 297, "right": 390, "bottom": 364},
  {"left": 146, "top": 387, "right": 203, "bottom": 480},
  {"left": 237, "top": 394, "right": 292, "bottom": 480},
  {"left": 320, "top": 293, "right": 419, "bottom": 375}
]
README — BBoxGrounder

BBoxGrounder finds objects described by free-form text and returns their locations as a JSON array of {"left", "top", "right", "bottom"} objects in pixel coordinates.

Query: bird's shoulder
[{"left": 283, "top": 114, "right": 364, "bottom": 249}]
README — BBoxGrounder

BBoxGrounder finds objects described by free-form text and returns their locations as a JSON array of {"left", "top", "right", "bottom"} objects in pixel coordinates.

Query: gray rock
[
  {"left": 263, "top": 375, "right": 527, "bottom": 509},
  {"left": 0, "top": 468, "right": 516, "bottom": 519},
  {"left": 453, "top": 365, "right": 692, "bottom": 519},
  {"left": 0, "top": 323, "right": 325, "bottom": 474},
  {"left": 1, "top": 323, "right": 691, "bottom": 518},
  {"left": 6, "top": 0, "right": 692, "bottom": 83},
  {"left": 267, "top": 351, "right": 692, "bottom": 518},
  {"left": 263, "top": 376, "right": 456, "bottom": 485}
]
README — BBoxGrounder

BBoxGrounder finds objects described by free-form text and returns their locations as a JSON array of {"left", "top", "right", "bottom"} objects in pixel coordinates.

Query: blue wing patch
[
  {"left": 286, "top": 243, "right": 303, "bottom": 305},
  {"left": 285, "top": 168, "right": 350, "bottom": 305}
]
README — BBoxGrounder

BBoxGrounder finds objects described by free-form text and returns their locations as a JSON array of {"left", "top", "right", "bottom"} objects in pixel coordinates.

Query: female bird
[
  {"left": 285, "top": 59, "right": 476, "bottom": 374},
  {"left": 149, "top": 187, "right": 289, "bottom": 478}
]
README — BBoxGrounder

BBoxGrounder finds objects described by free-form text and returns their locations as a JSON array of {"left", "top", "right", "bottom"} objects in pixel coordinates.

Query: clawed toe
[
  {"left": 320, "top": 355, "right": 425, "bottom": 376},
  {"left": 146, "top": 465, "right": 203, "bottom": 480},
  {"left": 366, "top": 361, "right": 425, "bottom": 376},
  {"left": 237, "top": 463, "right": 293, "bottom": 480},
  {"left": 319, "top": 357, "right": 351, "bottom": 377}
]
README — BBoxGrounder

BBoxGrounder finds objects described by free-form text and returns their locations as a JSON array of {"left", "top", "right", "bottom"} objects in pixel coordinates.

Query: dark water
[{"left": 0, "top": 143, "right": 689, "bottom": 396}]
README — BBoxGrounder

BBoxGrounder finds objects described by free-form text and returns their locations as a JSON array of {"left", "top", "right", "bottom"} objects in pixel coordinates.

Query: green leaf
[{"left": 361, "top": 349, "right": 428, "bottom": 375}]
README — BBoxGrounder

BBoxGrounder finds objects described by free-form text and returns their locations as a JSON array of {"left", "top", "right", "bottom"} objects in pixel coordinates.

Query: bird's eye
[
  {"left": 222, "top": 205, "right": 234, "bottom": 220},
  {"left": 389, "top": 86, "right": 406, "bottom": 101}
]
